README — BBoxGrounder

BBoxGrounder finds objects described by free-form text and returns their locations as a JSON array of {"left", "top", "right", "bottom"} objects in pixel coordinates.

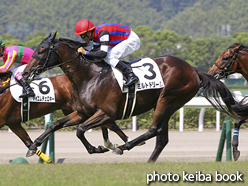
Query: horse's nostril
[{"left": 22, "top": 72, "right": 28, "bottom": 77}]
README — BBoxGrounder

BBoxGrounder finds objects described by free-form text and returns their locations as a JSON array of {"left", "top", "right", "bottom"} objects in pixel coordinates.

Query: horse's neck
[
  {"left": 241, "top": 73, "right": 248, "bottom": 82},
  {"left": 0, "top": 88, "right": 12, "bottom": 105},
  {"left": 61, "top": 60, "right": 96, "bottom": 92}
]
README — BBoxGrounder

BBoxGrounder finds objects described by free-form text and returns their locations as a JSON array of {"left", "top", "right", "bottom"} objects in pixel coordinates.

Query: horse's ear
[
  {"left": 51, "top": 31, "right": 57, "bottom": 42},
  {"left": 233, "top": 44, "right": 242, "bottom": 52},
  {"left": 44, "top": 33, "right": 52, "bottom": 40}
]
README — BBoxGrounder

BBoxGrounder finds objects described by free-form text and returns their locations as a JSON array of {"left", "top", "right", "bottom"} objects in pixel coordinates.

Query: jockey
[
  {"left": 0, "top": 39, "right": 35, "bottom": 98},
  {"left": 74, "top": 19, "right": 140, "bottom": 87}
]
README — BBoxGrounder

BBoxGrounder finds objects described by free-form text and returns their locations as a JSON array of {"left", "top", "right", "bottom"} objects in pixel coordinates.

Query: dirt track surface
[{"left": 0, "top": 129, "right": 248, "bottom": 164}]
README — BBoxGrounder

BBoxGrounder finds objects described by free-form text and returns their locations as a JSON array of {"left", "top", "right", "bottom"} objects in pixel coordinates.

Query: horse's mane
[
  {"left": 229, "top": 43, "right": 248, "bottom": 53},
  {"left": 58, "top": 37, "right": 104, "bottom": 63},
  {"left": 59, "top": 38, "right": 88, "bottom": 51}
]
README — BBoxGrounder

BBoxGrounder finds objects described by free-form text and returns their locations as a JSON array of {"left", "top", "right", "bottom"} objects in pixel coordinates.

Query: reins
[
  {"left": 80, "top": 54, "right": 104, "bottom": 73},
  {"left": 46, "top": 52, "right": 81, "bottom": 71},
  {"left": 45, "top": 47, "right": 104, "bottom": 74},
  {"left": 35, "top": 41, "right": 81, "bottom": 72},
  {"left": 0, "top": 83, "right": 18, "bottom": 94}
]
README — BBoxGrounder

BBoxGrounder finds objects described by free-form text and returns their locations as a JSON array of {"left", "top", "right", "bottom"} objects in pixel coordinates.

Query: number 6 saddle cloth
[{"left": 10, "top": 64, "right": 55, "bottom": 103}]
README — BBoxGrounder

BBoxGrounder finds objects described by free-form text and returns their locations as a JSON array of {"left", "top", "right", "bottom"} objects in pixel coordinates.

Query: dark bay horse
[
  {"left": 0, "top": 72, "right": 129, "bottom": 163},
  {"left": 23, "top": 32, "right": 248, "bottom": 163},
  {"left": 208, "top": 43, "right": 248, "bottom": 161}
]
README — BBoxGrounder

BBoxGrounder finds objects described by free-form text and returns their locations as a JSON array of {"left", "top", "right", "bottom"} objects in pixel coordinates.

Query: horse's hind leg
[
  {"left": 232, "top": 118, "right": 246, "bottom": 161},
  {"left": 112, "top": 98, "right": 172, "bottom": 157},
  {"left": 147, "top": 121, "right": 169, "bottom": 163},
  {"left": 112, "top": 95, "right": 188, "bottom": 162}
]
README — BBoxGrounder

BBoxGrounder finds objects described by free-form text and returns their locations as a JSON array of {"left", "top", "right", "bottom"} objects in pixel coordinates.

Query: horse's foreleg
[
  {"left": 26, "top": 111, "right": 84, "bottom": 159},
  {"left": 8, "top": 124, "right": 33, "bottom": 148},
  {"left": 102, "top": 122, "right": 129, "bottom": 150},
  {"left": 77, "top": 109, "right": 113, "bottom": 154},
  {"left": 8, "top": 124, "right": 51, "bottom": 163},
  {"left": 232, "top": 118, "right": 245, "bottom": 161}
]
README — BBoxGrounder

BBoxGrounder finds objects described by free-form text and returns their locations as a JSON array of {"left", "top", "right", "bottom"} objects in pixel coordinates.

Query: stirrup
[
  {"left": 19, "top": 91, "right": 35, "bottom": 98},
  {"left": 124, "top": 74, "right": 139, "bottom": 87}
]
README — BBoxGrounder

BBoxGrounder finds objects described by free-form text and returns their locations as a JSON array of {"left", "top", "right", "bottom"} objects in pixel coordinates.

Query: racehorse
[
  {"left": 208, "top": 43, "right": 248, "bottom": 161},
  {"left": 0, "top": 72, "right": 129, "bottom": 163},
  {"left": 22, "top": 32, "right": 248, "bottom": 163}
]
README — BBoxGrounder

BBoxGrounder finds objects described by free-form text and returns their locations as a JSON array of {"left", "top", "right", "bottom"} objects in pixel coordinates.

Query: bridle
[
  {"left": 29, "top": 39, "right": 80, "bottom": 80},
  {"left": 0, "top": 46, "right": 5, "bottom": 56},
  {"left": 213, "top": 48, "right": 242, "bottom": 79}
]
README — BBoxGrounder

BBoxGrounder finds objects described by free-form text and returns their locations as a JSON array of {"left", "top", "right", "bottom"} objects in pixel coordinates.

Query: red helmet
[{"left": 74, "top": 19, "right": 95, "bottom": 35}]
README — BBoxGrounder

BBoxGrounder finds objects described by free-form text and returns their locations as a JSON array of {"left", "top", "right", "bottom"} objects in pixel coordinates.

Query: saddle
[{"left": 81, "top": 54, "right": 142, "bottom": 76}]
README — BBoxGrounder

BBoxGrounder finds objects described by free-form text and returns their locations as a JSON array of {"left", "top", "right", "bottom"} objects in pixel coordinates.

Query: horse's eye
[
  {"left": 222, "top": 56, "right": 229, "bottom": 60},
  {"left": 38, "top": 50, "right": 45, "bottom": 55}
]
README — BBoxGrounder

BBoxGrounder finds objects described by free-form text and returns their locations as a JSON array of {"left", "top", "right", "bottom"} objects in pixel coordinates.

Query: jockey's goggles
[
  {"left": 80, "top": 32, "right": 93, "bottom": 40},
  {"left": 80, "top": 33, "right": 87, "bottom": 39}
]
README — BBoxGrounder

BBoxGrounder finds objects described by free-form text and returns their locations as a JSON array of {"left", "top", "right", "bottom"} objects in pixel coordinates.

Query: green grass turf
[{"left": 0, "top": 161, "right": 247, "bottom": 186}]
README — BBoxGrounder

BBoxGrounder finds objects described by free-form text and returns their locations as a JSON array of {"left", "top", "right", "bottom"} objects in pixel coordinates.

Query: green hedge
[{"left": 8, "top": 107, "right": 244, "bottom": 131}]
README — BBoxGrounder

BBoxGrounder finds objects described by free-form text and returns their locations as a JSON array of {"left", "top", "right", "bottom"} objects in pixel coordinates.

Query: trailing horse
[
  {"left": 23, "top": 32, "right": 248, "bottom": 162},
  {"left": 0, "top": 72, "right": 129, "bottom": 163},
  {"left": 208, "top": 43, "right": 248, "bottom": 161}
]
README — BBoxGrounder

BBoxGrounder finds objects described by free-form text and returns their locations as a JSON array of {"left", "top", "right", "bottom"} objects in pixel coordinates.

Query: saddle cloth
[
  {"left": 112, "top": 58, "right": 164, "bottom": 119},
  {"left": 10, "top": 65, "right": 55, "bottom": 103},
  {"left": 112, "top": 57, "right": 164, "bottom": 92}
]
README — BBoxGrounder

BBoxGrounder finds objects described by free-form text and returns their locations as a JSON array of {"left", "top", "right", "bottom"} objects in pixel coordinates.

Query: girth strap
[
  {"left": 21, "top": 97, "right": 30, "bottom": 122},
  {"left": 122, "top": 84, "right": 136, "bottom": 119}
]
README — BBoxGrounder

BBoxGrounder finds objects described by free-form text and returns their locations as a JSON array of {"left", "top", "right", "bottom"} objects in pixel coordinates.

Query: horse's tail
[{"left": 195, "top": 68, "right": 248, "bottom": 120}]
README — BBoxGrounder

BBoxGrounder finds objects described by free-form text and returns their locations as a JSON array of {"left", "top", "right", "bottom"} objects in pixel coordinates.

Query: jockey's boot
[
  {"left": 17, "top": 78, "right": 35, "bottom": 98},
  {"left": 115, "top": 61, "right": 139, "bottom": 87}
]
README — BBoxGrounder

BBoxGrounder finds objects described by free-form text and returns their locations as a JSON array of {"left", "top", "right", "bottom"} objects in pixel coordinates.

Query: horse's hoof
[
  {"left": 98, "top": 145, "right": 110, "bottom": 153},
  {"left": 112, "top": 147, "right": 123, "bottom": 155},
  {"left": 26, "top": 149, "right": 36, "bottom": 157},
  {"left": 233, "top": 150, "right": 240, "bottom": 161},
  {"left": 104, "top": 140, "right": 117, "bottom": 150}
]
